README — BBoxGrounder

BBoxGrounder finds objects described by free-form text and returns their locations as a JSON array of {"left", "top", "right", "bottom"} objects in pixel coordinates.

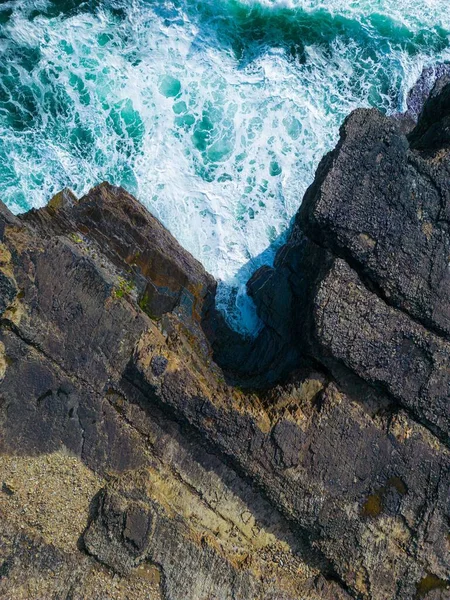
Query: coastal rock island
[{"left": 0, "top": 82, "right": 449, "bottom": 600}]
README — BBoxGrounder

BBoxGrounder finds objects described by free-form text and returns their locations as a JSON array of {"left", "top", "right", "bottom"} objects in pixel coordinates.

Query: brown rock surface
[{"left": 1, "top": 81, "right": 450, "bottom": 600}]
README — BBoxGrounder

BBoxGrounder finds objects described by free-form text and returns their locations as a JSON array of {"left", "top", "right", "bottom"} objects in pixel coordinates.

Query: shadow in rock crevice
[
  {"left": 201, "top": 224, "right": 302, "bottom": 389},
  {"left": 201, "top": 215, "right": 333, "bottom": 390},
  {"left": 115, "top": 365, "right": 342, "bottom": 580}
]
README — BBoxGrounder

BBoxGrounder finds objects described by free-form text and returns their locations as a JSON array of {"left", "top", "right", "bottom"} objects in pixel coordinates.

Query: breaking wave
[{"left": 0, "top": 0, "right": 449, "bottom": 332}]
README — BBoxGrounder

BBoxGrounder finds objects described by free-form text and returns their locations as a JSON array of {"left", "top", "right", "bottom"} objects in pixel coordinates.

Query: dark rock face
[
  {"left": 297, "top": 107, "right": 450, "bottom": 339},
  {"left": 311, "top": 258, "right": 450, "bottom": 444},
  {"left": 84, "top": 487, "right": 155, "bottom": 575},
  {"left": 1, "top": 83, "right": 450, "bottom": 600},
  {"left": 0, "top": 271, "right": 16, "bottom": 316},
  {"left": 400, "top": 63, "right": 450, "bottom": 129},
  {"left": 409, "top": 81, "right": 450, "bottom": 150}
]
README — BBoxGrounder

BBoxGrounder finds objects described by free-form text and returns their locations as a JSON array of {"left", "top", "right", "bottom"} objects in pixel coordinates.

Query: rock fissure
[{"left": 1, "top": 78, "right": 450, "bottom": 600}]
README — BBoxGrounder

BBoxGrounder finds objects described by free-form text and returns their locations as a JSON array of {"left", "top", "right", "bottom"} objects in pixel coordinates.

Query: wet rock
[
  {"left": 1, "top": 84, "right": 450, "bottom": 600},
  {"left": 410, "top": 81, "right": 450, "bottom": 150},
  {"left": 402, "top": 63, "right": 450, "bottom": 127}
]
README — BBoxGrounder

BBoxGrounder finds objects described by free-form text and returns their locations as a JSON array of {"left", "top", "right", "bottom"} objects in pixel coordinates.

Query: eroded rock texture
[{"left": 1, "top": 81, "right": 450, "bottom": 600}]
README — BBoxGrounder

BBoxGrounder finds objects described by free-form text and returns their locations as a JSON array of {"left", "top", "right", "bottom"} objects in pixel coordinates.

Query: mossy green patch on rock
[
  {"left": 138, "top": 289, "right": 152, "bottom": 313},
  {"left": 361, "top": 476, "right": 407, "bottom": 518},
  {"left": 361, "top": 492, "right": 383, "bottom": 518},
  {"left": 114, "top": 276, "right": 135, "bottom": 299},
  {"left": 69, "top": 232, "right": 83, "bottom": 244},
  {"left": 416, "top": 574, "right": 449, "bottom": 598}
]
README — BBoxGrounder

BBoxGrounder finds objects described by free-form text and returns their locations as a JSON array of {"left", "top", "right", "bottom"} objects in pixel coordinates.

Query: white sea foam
[
  {"left": 241, "top": 0, "right": 450, "bottom": 30},
  {"left": 0, "top": 0, "right": 449, "bottom": 333}
]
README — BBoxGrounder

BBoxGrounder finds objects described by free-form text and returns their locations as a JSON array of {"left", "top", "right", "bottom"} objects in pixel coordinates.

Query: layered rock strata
[{"left": 0, "top": 82, "right": 450, "bottom": 600}]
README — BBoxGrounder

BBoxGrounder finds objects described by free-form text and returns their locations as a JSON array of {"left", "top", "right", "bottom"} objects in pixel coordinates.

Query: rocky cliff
[{"left": 0, "top": 80, "right": 449, "bottom": 600}]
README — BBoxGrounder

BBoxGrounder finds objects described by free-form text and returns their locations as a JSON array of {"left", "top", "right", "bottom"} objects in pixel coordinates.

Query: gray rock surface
[{"left": 1, "top": 82, "right": 450, "bottom": 600}]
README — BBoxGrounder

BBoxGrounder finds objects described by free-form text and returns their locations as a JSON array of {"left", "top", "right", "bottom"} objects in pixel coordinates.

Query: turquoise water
[{"left": 0, "top": 0, "right": 449, "bottom": 332}]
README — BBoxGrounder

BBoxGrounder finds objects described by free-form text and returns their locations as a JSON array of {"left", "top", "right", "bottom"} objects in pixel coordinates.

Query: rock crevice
[{"left": 1, "top": 82, "right": 450, "bottom": 600}]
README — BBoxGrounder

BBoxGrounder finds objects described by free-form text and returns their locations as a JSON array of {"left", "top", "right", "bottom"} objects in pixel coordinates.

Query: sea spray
[{"left": 0, "top": 0, "right": 449, "bottom": 332}]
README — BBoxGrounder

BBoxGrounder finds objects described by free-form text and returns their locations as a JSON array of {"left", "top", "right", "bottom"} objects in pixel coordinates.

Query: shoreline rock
[{"left": 1, "top": 82, "right": 450, "bottom": 599}]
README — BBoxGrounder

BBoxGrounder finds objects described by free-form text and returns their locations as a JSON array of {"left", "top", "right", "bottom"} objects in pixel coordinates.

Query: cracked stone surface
[{"left": 1, "top": 81, "right": 450, "bottom": 600}]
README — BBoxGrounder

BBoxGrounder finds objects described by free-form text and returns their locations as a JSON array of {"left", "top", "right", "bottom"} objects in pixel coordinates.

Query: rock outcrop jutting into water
[{"left": 0, "top": 81, "right": 450, "bottom": 600}]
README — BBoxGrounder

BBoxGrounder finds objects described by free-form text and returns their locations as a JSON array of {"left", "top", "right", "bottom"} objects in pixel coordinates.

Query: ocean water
[{"left": 0, "top": 0, "right": 449, "bottom": 333}]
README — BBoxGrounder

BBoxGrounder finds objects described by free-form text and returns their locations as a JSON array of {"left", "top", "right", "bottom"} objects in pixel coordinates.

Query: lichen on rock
[{"left": 1, "top": 79, "right": 450, "bottom": 600}]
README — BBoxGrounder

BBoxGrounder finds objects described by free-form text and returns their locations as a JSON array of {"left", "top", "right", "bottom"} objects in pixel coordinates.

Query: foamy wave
[
  {"left": 0, "top": 0, "right": 449, "bottom": 333},
  {"left": 237, "top": 0, "right": 450, "bottom": 31}
]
